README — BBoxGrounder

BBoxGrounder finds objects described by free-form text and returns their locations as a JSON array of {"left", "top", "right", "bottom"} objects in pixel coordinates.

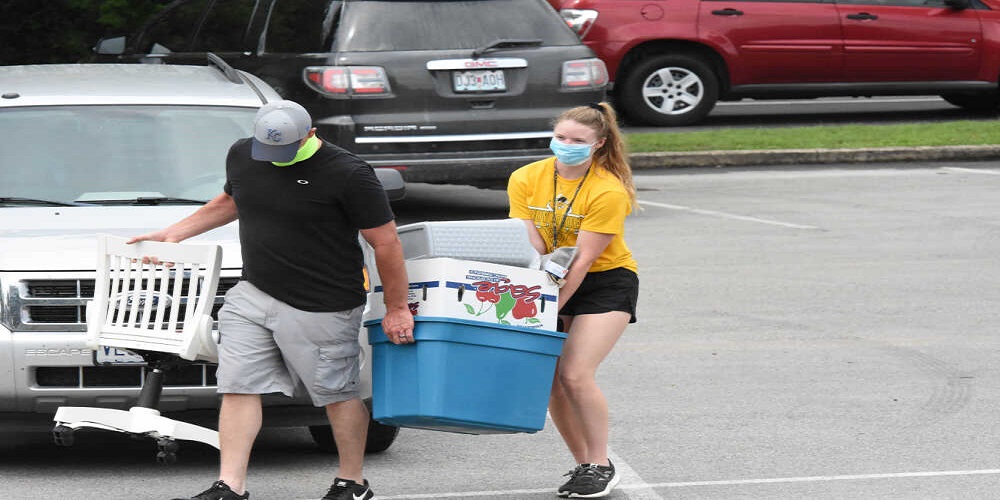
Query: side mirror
[
  {"left": 944, "top": 0, "right": 970, "bottom": 9},
  {"left": 374, "top": 168, "right": 406, "bottom": 201},
  {"left": 94, "top": 36, "right": 126, "bottom": 55}
]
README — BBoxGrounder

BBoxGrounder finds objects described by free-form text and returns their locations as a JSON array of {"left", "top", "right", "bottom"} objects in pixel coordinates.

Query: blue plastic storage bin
[{"left": 365, "top": 316, "right": 566, "bottom": 434}]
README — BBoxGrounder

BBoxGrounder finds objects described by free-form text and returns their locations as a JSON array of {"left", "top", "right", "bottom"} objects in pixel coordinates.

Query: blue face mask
[{"left": 549, "top": 137, "right": 593, "bottom": 166}]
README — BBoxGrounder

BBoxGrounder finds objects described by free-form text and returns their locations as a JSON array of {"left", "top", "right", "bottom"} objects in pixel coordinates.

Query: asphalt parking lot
[{"left": 2, "top": 161, "right": 1000, "bottom": 499}]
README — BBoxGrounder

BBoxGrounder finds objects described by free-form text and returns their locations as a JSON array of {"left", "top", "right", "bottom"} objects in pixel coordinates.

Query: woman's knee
[{"left": 557, "top": 368, "right": 595, "bottom": 394}]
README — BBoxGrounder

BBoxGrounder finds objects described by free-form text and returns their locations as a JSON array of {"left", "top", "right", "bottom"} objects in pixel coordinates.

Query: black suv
[{"left": 92, "top": 0, "right": 608, "bottom": 187}]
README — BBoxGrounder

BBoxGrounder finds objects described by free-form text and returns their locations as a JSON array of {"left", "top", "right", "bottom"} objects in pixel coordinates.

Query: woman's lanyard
[{"left": 551, "top": 164, "right": 590, "bottom": 252}]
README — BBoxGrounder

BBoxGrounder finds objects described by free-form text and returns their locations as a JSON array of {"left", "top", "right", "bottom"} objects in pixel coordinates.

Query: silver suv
[{"left": 0, "top": 58, "right": 400, "bottom": 455}]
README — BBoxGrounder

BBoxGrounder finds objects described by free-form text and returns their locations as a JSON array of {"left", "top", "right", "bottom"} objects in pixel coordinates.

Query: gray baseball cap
[{"left": 251, "top": 100, "right": 312, "bottom": 162}]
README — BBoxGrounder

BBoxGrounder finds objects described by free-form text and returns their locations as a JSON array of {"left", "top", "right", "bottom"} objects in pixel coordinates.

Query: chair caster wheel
[
  {"left": 52, "top": 425, "right": 74, "bottom": 447},
  {"left": 156, "top": 450, "right": 177, "bottom": 465},
  {"left": 156, "top": 438, "right": 180, "bottom": 454}
]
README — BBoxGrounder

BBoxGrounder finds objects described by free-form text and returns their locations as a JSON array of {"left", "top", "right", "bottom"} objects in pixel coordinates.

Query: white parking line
[
  {"left": 638, "top": 200, "right": 819, "bottom": 230},
  {"left": 609, "top": 448, "right": 664, "bottom": 499},
  {"left": 373, "top": 487, "right": 557, "bottom": 498},
  {"left": 644, "top": 468, "right": 1000, "bottom": 489},
  {"left": 942, "top": 167, "right": 1000, "bottom": 175},
  {"left": 315, "top": 468, "right": 1000, "bottom": 499},
  {"left": 371, "top": 449, "right": 662, "bottom": 499}
]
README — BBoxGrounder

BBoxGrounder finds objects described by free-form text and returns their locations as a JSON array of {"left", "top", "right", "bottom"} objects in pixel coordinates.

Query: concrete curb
[{"left": 629, "top": 144, "right": 1000, "bottom": 169}]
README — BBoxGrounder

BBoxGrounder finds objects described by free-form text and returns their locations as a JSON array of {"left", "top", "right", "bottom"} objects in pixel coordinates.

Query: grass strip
[{"left": 626, "top": 120, "right": 1000, "bottom": 153}]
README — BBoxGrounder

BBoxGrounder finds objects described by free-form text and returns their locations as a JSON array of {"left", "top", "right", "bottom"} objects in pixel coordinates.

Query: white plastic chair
[{"left": 52, "top": 234, "right": 223, "bottom": 462}]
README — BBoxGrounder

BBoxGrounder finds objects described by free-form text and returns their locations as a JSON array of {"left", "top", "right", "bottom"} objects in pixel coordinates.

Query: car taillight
[
  {"left": 562, "top": 58, "right": 608, "bottom": 89},
  {"left": 302, "top": 66, "right": 392, "bottom": 98},
  {"left": 559, "top": 9, "right": 598, "bottom": 39}
]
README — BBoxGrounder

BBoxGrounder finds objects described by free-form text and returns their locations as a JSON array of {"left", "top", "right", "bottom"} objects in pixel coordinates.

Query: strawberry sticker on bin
[{"left": 366, "top": 257, "right": 558, "bottom": 331}]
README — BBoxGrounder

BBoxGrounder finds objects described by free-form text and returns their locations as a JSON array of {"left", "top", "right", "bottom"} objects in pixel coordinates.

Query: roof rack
[
  {"left": 207, "top": 53, "right": 242, "bottom": 84},
  {"left": 207, "top": 52, "right": 270, "bottom": 105}
]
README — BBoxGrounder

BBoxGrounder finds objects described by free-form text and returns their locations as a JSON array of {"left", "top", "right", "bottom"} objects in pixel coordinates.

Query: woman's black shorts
[{"left": 559, "top": 267, "right": 638, "bottom": 324}]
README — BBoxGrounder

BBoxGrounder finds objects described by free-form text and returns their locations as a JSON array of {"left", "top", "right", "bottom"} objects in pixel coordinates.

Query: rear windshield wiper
[
  {"left": 472, "top": 39, "right": 543, "bottom": 59},
  {"left": 85, "top": 197, "right": 207, "bottom": 206},
  {"left": 0, "top": 197, "right": 89, "bottom": 207}
]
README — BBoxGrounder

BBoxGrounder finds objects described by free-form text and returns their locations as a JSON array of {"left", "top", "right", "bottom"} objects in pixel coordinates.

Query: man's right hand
[
  {"left": 126, "top": 231, "right": 176, "bottom": 265},
  {"left": 123, "top": 193, "right": 238, "bottom": 265}
]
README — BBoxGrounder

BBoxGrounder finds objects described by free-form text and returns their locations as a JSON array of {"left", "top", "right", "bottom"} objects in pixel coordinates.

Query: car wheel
[
  {"left": 618, "top": 53, "right": 719, "bottom": 126},
  {"left": 309, "top": 417, "right": 400, "bottom": 454},
  {"left": 940, "top": 92, "right": 1000, "bottom": 112}
]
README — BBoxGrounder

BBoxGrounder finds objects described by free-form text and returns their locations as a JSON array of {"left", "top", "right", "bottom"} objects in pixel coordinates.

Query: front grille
[
  {"left": 36, "top": 364, "right": 218, "bottom": 388},
  {"left": 7, "top": 275, "right": 240, "bottom": 332},
  {"left": 28, "top": 305, "right": 83, "bottom": 323},
  {"left": 26, "top": 280, "right": 94, "bottom": 298}
]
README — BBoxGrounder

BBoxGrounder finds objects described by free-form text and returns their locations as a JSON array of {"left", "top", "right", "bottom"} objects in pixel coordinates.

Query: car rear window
[{"left": 334, "top": 0, "right": 579, "bottom": 51}]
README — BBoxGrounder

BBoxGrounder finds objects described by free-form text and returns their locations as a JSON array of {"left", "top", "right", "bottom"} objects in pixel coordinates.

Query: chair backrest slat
[
  {"left": 137, "top": 265, "right": 155, "bottom": 331},
  {"left": 166, "top": 265, "right": 184, "bottom": 333},
  {"left": 105, "top": 253, "right": 123, "bottom": 326},
  {"left": 150, "top": 265, "right": 168, "bottom": 330}
]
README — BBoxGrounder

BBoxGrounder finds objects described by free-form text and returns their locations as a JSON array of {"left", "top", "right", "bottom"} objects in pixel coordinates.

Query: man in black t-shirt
[{"left": 130, "top": 100, "right": 413, "bottom": 500}]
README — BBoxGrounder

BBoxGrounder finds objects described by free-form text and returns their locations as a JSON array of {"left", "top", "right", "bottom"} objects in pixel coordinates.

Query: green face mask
[{"left": 272, "top": 136, "right": 321, "bottom": 166}]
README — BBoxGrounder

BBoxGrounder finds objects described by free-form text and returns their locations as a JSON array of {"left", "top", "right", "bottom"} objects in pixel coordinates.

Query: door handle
[
  {"left": 846, "top": 13, "right": 878, "bottom": 20},
  {"left": 711, "top": 8, "right": 744, "bottom": 16}
]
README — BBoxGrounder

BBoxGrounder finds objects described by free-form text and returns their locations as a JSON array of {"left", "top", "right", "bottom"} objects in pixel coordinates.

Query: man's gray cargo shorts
[{"left": 216, "top": 281, "right": 364, "bottom": 406}]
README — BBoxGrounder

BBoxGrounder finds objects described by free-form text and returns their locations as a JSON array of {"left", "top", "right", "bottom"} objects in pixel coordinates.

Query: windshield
[{"left": 0, "top": 105, "right": 254, "bottom": 205}]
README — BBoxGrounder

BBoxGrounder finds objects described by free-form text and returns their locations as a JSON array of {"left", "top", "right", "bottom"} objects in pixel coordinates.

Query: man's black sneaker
[
  {"left": 561, "top": 460, "right": 619, "bottom": 498},
  {"left": 321, "top": 478, "right": 375, "bottom": 500},
  {"left": 556, "top": 464, "right": 585, "bottom": 497},
  {"left": 171, "top": 480, "right": 249, "bottom": 500}
]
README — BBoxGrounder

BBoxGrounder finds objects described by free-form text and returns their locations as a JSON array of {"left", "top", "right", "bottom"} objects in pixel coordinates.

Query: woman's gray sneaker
[
  {"left": 557, "top": 464, "right": 586, "bottom": 497},
  {"left": 561, "top": 460, "right": 619, "bottom": 498}
]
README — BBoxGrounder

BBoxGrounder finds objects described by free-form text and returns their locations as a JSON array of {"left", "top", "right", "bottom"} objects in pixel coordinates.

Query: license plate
[
  {"left": 95, "top": 346, "right": 146, "bottom": 365},
  {"left": 453, "top": 69, "right": 506, "bottom": 92}
]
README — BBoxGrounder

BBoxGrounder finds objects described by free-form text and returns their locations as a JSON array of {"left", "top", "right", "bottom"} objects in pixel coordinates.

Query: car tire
[
  {"left": 618, "top": 53, "right": 719, "bottom": 126},
  {"left": 309, "top": 416, "right": 400, "bottom": 454},
  {"left": 940, "top": 92, "right": 1000, "bottom": 112}
]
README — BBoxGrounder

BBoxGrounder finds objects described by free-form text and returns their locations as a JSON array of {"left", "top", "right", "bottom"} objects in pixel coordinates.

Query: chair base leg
[{"left": 52, "top": 405, "right": 220, "bottom": 452}]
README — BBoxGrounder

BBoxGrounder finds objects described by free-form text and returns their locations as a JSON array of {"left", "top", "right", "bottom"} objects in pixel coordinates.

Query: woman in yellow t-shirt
[{"left": 507, "top": 102, "right": 638, "bottom": 498}]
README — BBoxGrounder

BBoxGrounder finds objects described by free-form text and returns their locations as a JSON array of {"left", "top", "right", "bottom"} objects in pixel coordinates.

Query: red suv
[{"left": 551, "top": 0, "right": 1000, "bottom": 126}]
